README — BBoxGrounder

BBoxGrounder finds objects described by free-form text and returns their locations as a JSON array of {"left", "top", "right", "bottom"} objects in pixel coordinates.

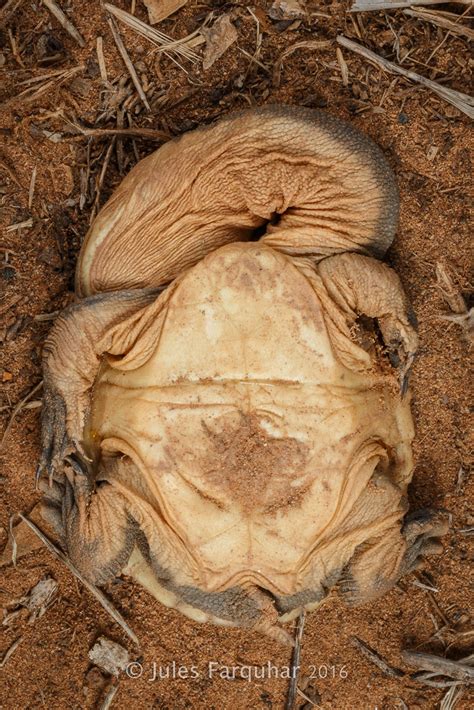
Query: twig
[
  {"left": 351, "top": 0, "right": 472, "bottom": 10},
  {"left": 285, "top": 611, "right": 306, "bottom": 710},
  {"left": 273, "top": 40, "right": 332, "bottom": 88},
  {"left": 352, "top": 636, "right": 405, "bottom": 678},
  {"left": 402, "top": 651, "right": 474, "bottom": 683},
  {"left": 337, "top": 35, "right": 474, "bottom": 119},
  {"left": 66, "top": 123, "right": 171, "bottom": 142},
  {"left": 107, "top": 16, "right": 150, "bottom": 111},
  {"left": 28, "top": 166, "right": 37, "bottom": 210},
  {"left": 18, "top": 514, "right": 140, "bottom": 647},
  {"left": 100, "top": 682, "right": 119, "bottom": 710},
  {"left": 0, "top": 381, "right": 43, "bottom": 452},
  {"left": 404, "top": 8, "right": 474, "bottom": 42},
  {"left": 90, "top": 139, "right": 116, "bottom": 224},
  {"left": 42, "top": 0, "right": 85, "bottom": 47},
  {"left": 0, "top": 637, "right": 23, "bottom": 668}
]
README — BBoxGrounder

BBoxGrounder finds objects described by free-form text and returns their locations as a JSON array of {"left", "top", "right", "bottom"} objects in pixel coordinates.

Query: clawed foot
[
  {"left": 378, "top": 309, "right": 419, "bottom": 395},
  {"left": 39, "top": 451, "right": 94, "bottom": 543},
  {"left": 401, "top": 509, "right": 450, "bottom": 574},
  {"left": 36, "top": 379, "right": 90, "bottom": 487}
]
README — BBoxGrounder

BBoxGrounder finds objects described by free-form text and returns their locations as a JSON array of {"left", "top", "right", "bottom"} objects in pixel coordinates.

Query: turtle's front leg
[
  {"left": 316, "top": 252, "right": 418, "bottom": 391},
  {"left": 38, "top": 289, "right": 159, "bottom": 479}
]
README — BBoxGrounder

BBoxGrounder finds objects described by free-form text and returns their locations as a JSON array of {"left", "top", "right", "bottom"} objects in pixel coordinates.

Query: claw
[{"left": 400, "top": 351, "right": 416, "bottom": 397}]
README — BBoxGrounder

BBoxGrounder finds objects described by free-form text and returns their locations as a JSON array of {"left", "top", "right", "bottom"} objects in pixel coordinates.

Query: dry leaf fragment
[
  {"left": 201, "top": 15, "right": 238, "bottom": 70},
  {"left": 143, "top": 0, "right": 188, "bottom": 25},
  {"left": 89, "top": 637, "right": 130, "bottom": 677},
  {"left": 25, "top": 577, "right": 58, "bottom": 621},
  {"left": 269, "top": 0, "right": 305, "bottom": 21},
  {"left": 3, "top": 576, "right": 58, "bottom": 625}
]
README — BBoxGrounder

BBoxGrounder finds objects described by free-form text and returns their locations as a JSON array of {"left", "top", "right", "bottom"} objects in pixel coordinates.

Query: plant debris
[
  {"left": 3, "top": 576, "right": 58, "bottom": 625},
  {"left": 337, "top": 35, "right": 474, "bottom": 119},
  {"left": 89, "top": 636, "right": 130, "bottom": 677},
  {"left": 143, "top": 0, "right": 188, "bottom": 25},
  {"left": 201, "top": 14, "right": 238, "bottom": 71}
]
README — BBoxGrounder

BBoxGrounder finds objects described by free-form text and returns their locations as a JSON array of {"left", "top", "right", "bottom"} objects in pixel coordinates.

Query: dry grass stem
[
  {"left": 107, "top": 17, "right": 151, "bottom": 111},
  {"left": 18, "top": 514, "right": 140, "bottom": 647},
  {"left": 6, "top": 217, "right": 33, "bottom": 232},
  {"left": 337, "top": 35, "right": 474, "bottom": 119},
  {"left": 42, "top": 0, "right": 85, "bottom": 47},
  {"left": 351, "top": 0, "right": 471, "bottom": 10},
  {"left": 0, "top": 380, "right": 43, "bottom": 452},
  {"left": 403, "top": 8, "right": 474, "bottom": 41},
  {"left": 0, "top": 637, "right": 23, "bottom": 668},
  {"left": 285, "top": 610, "right": 306, "bottom": 710},
  {"left": 402, "top": 650, "right": 474, "bottom": 683},
  {"left": 352, "top": 636, "right": 405, "bottom": 678},
  {"left": 105, "top": 3, "right": 200, "bottom": 63},
  {"left": 273, "top": 40, "right": 332, "bottom": 87},
  {"left": 68, "top": 122, "right": 171, "bottom": 142},
  {"left": 13, "top": 65, "right": 84, "bottom": 104}
]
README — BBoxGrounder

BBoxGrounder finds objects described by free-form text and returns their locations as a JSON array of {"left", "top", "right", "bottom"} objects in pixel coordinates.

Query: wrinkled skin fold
[{"left": 38, "top": 105, "right": 448, "bottom": 643}]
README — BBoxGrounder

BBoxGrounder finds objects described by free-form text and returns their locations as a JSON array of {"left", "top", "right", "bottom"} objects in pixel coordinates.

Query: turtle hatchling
[{"left": 38, "top": 106, "right": 448, "bottom": 643}]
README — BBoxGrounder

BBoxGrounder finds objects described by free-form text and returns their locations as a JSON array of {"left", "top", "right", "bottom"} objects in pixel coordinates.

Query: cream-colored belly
[{"left": 90, "top": 244, "right": 408, "bottom": 593}]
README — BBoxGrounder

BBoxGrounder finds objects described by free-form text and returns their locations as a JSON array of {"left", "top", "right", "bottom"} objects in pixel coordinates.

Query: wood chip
[
  {"left": 336, "top": 47, "right": 349, "bottom": 86},
  {"left": 96, "top": 37, "right": 108, "bottom": 83},
  {"left": 352, "top": 636, "right": 405, "bottom": 678},
  {"left": 18, "top": 514, "right": 140, "bottom": 647},
  {"left": 107, "top": 17, "right": 150, "bottom": 111},
  {"left": 402, "top": 650, "right": 474, "bottom": 683},
  {"left": 41, "top": 0, "right": 85, "bottom": 47},
  {"left": 143, "top": 0, "right": 188, "bottom": 25},
  {"left": 337, "top": 35, "right": 474, "bottom": 119},
  {"left": 201, "top": 15, "right": 238, "bottom": 71},
  {"left": 89, "top": 637, "right": 130, "bottom": 676}
]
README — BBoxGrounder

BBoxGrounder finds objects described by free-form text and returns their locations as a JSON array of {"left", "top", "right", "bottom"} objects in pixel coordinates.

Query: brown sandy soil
[{"left": 0, "top": 1, "right": 473, "bottom": 708}]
